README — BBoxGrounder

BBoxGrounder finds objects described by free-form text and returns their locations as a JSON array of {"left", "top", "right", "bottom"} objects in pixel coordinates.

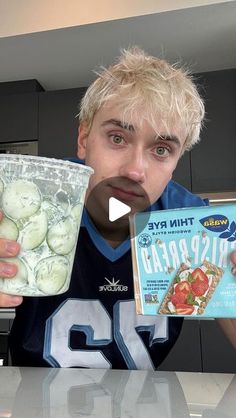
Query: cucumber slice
[
  {"left": 0, "top": 257, "right": 28, "bottom": 292},
  {"left": 2, "top": 180, "right": 41, "bottom": 220},
  {"left": 18, "top": 210, "right": 48, "bottom": 250},
  {"left": 0, "top": 178, "right": 4, "bottom": 194},
  {"left": 47, "top": 216, "right": 78, "bottom": 255},
  {"left": 35, "top": 255, "right": 69, "bottom": 294},
  {"left": 71, "top": 203, "right": 83, "bottom": 223},
  {"left": 0, "top": 217, "right": 19, "bottom": 240}
]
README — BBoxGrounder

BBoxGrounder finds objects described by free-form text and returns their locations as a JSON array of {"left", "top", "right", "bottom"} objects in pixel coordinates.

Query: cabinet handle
[{"left": 199, "top": 191, "right": 236, "bottom": 204}]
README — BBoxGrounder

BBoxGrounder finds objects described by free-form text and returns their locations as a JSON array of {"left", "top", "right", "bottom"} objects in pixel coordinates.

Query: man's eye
[
  {"left": 155, "top": 146, "right": 169, "bottom": 156},
  {"left": 111, "top": 135, "right": 124, "bottom": 144}
]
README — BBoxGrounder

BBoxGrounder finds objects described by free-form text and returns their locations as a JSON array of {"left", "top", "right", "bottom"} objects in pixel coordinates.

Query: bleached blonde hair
[{"left": 79, "top": 47, "right": 205, "bottom": 151}]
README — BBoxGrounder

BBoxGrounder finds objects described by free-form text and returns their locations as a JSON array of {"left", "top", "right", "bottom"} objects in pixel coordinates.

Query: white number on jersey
[{"left": 44, "top": 299, "right": 168, "bottom": 369}]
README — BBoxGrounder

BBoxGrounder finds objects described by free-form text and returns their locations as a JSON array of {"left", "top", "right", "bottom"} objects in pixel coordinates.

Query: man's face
[{"left": 77, "top": 101, "right": 186, "bottom": 222}]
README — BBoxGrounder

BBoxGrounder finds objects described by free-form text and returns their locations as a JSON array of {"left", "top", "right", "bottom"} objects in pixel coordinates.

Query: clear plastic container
[{"left": 0, "top": 154, "right": 93, "bottom": 296}]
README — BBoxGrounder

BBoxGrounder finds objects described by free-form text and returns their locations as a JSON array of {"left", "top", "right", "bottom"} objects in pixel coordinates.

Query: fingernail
[
  {"left": 2, "top": 264, "right": 17, "bottom": 275},
  {"left": 5, "top": 242, "right": 20, "bottom": 255}
]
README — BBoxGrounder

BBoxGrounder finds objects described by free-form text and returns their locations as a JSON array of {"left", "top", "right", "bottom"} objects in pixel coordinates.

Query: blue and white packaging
[{"left": 130, "top": 204, "right": 236, "bottom": 317}]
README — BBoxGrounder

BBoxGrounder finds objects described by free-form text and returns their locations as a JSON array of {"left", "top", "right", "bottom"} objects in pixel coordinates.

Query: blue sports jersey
[{"left": 9, "top": 180, "right": 207, "bottom": 369}]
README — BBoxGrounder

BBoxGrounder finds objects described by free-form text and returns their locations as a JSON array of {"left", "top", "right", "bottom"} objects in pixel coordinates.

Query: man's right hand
[{"left": 0, "top": 213, "right": 23, "bottom": 307}]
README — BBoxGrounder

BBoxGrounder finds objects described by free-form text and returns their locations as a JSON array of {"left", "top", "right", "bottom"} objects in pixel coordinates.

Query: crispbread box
[{"left": 130, "top": 204, "right": 236, "bottom": 317}]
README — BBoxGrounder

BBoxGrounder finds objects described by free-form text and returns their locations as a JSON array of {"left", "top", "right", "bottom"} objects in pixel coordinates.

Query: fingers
[
  {"left": 0, "top": 239, "right": 20, "bottom": 258},
  {"left": 0, "top": 292, "right": 23, "bottom": 307},
  {"left": 0, "top": 211, "right": 23, "bottom": 308},
  {"left": 0, "top": 238, "right": 20, "bottom": 278},
  {"left": 0, "top": 260, "right": 18, "bottom": 277},
  {"left": 0, "top": 239, "right": 20, "bottom": 278},
  {"left": 0, "top": 216, "right": 23, "bottom": 306},
  {"left": 230, "top": 251, "right": 236, "bottom": 265},
  {"left": 230, "top": 251, "right": 236, "bottom": 276}
]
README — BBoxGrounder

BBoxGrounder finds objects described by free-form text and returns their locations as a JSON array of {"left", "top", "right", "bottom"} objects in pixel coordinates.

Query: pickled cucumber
[
  {"left": 18, "top": 210, "right": 48, "bottom": 250},
  {"left": 35, "top": 255, "right": 69, "bottom": 294},
  {"left": 0, "top": 178, "right": 4, "bottom": 194},
  {"left": 47, "top": 216, "right": 78, "bottom": 255},
  {"left": 2, "top": 180, "right": 41, "bottom": 220},
  {"left": 0, "top": 217, "right": 19, "bottom": 240},
  {"left": 71, "top": 203, "right": 83, "bottom": 223}
]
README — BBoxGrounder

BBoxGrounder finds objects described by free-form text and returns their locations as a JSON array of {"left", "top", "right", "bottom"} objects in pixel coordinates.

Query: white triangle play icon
[{"left": 109, "top": 197, "right": 131, "bottom": 222}]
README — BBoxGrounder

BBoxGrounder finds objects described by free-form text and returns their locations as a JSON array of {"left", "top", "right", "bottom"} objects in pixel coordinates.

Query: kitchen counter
[
  {"left": 0, "top": 308, "right": 15, "bottom": 320},
  {"left": 0, "top": 367, "right": 235, "bottom": 417}
]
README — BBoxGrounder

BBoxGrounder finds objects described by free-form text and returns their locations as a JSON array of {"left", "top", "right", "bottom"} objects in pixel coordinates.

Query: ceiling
[{"left": 0, "top": 1, "right": 235, "bottom": 91}]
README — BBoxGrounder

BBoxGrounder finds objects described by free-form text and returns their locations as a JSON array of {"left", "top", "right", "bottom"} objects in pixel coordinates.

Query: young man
[{"left": 0, "top": 47, "right": 236, "bottom": 368}]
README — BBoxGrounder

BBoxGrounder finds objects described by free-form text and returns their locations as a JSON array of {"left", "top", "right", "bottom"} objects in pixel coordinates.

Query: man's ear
[{"left": 77, "top": 123, "right": 88, "bottom": 160}]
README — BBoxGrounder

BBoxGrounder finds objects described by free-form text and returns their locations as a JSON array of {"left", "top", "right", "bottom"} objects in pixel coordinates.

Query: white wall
[{"left": 0, "top": 0, "right": 233, "bottom": 37}]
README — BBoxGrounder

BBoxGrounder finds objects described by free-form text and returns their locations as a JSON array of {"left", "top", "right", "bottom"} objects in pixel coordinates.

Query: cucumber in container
[{"left": 0, "top": 155, "right": 93, "bottom": 296}]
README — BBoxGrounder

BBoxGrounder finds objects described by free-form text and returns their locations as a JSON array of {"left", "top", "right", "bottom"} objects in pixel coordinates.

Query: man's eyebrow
[
  {"left": 157, "top": 134, "right": 181, "bottom": 148},
  {"left": 101, "top": 119, "right": 135, "bottom": 131},
  {"left": 101, "top": 119, "right": 181, "bottom": 147}
]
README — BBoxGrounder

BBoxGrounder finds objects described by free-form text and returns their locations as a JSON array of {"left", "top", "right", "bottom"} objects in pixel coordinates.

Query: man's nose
[{"left": 119, "top": 150, "right": 146, "bottom": 183}]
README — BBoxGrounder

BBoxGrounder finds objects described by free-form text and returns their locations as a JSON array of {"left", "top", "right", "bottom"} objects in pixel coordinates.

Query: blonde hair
[{"left": 79, "top": 47, "right": 205, "bottom": 151}]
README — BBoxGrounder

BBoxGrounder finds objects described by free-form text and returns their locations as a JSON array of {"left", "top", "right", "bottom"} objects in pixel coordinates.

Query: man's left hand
[
  {"left": 217, "top": 251, "right": 236, "bottom": 349},
  {"left": 231, "top": 251, "right": 236, "bottom": 275}
]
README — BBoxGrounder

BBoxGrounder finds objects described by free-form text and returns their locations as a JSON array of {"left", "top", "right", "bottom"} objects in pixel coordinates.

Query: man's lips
[{"left": 108, "top": 185, "right": 144, "bottom": 200}]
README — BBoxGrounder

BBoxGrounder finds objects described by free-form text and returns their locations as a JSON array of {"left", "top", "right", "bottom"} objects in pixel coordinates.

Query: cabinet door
[
  {"left": 0, "top": 93, "right": 38, "bottom": 142},
  {"left": 191, "top": 69, "right": 236, "bottom": 193},
  {"left": 38, "top": 88, "right": 87, "bottom": 159},
  {"left": 200, "top": 319, "right": 236, "bottom": 373},
  {"left": 158, "top": 319, "right": 202, "bottom": 372},
  {"left": 0, "top": 319, "right": 11, "bottom": 366},
  {"left": 172, "top": 153, "right": 191, "bottom": 191}
]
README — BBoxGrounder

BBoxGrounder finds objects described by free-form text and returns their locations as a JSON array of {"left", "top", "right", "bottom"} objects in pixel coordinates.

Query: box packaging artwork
[{"left": 130, "top": 204, "right": 236, "bottom": 317}]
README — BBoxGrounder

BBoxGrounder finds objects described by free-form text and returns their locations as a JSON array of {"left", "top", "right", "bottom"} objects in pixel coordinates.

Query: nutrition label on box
[{"left": 130, "top": 204, "right": 236, "bottom": 317}]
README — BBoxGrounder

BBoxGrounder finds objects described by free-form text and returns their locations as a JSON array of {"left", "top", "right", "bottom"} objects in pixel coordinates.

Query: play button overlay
[
  {"left": 85, "top": 176, "right": 152, "bottom": 240},
  {"left": 109, "top": 197, "right": 131, "bottom": 222}
]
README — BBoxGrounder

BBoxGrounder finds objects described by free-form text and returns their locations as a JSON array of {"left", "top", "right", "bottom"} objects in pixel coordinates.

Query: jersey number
[{"left": 44, "top": 299, "right": 168, "bottom": 369}]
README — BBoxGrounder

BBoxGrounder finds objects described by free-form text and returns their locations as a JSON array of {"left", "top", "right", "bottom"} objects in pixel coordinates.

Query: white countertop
[{"left": 0, "top": 367, "right": 235, "bottom": 418}]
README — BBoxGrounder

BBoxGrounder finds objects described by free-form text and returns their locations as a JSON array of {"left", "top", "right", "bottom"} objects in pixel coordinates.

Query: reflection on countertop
[{"left": 0, "top": 367, "right": 235, "bottom": 418}]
